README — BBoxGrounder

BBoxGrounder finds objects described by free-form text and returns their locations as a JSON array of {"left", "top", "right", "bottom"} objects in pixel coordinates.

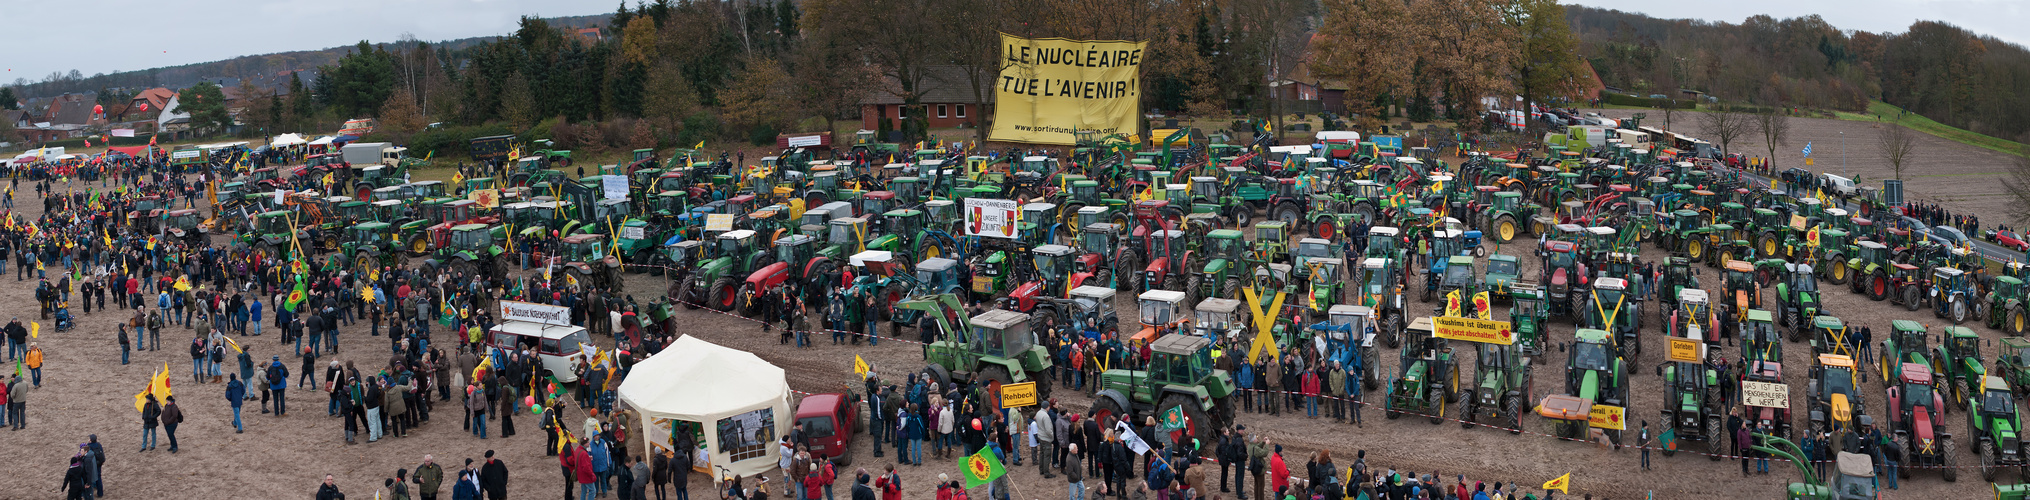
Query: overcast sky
[
  {"left": 1567, "top": 0, "right": 2029, "bottom": 48},
  {"left": 4, "top": 0, "right": 614, "bottom": 85},
  {"left": 5, "top": 0, "right": 2025, "bottom": 85}
]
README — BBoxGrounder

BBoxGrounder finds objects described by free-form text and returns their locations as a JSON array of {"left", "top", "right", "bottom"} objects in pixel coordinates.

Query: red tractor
[{"left": 1886, "top": 363, "right": 1959, "bottom": 482}]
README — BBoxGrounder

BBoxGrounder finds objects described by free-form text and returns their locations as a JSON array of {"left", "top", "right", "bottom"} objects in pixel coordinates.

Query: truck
[{"left": 342, "top": 142, "right": 393, "bottom": 166}]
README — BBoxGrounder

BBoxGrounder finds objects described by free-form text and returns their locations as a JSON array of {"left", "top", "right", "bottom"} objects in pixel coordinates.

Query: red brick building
[{"left": 858, "top": 66, "right": 994, "bottom": 134}]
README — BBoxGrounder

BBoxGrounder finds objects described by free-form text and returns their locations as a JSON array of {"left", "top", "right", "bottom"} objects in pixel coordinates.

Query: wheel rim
[
  {"left": 924, "top": 245, "right": 940, "bottom": 260},
  {"left": 1316, "top": 221, "right": 1334, "bottom": 240},
  {"left": 1763, "top": 240, "right": 1776, "bottom": 255},
  {"left": 1688, "top": 240, "right": 1703, "bottom": 259},
  {"left": 1833, "top": 264, "right": 1846, "bottom": 281},
  {"left": 1874, "top": 277, "right": 1886, "bottom": 296},
  {"left": 1498, "top": 221, "right": 1516, "bottom": 242},
  {"left": 720, "top": 285, "right": 737, "bottom": 308}
]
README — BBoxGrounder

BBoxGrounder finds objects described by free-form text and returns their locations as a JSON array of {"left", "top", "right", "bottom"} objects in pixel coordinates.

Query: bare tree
[
  {"left": 1755, "top": 109, "right": 1790, "bottom": 168},
  {"left": 1878, "top": 124, "right": 1919, "bottom": 182},
  {"left": 2002, "top": 139, "right": 2030, "bottom": 227},
  {"left": 1696, "top": 108, "right": 1751, "bottom": 156}
]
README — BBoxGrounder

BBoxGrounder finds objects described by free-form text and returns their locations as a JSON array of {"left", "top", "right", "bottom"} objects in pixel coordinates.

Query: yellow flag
[
  {"left": 223, "top": 336, "right": 244, "bottom": 353},
  {"left": 174, "top": 276, "right": 192, "bottom": 291},
  {"left": 452, "top": 171, "right": 466, "bottom": 187},
  {"left": 853, "top": 355, "right": 871, "bottom": 379},
  {"left": 693, "top": 140, "right": 706, "bottom": 149},
  {"left": 1473, "top": 291, "right": 1492, "bottom": 320},
  {"left": 30, "top": 322, "right": 39, "bottom": 339},
  {"left": 1445, "top": 289, "right": 1462, "bottom": 317},
  {"left": 1542, "top": 473, "right": 1571, "bottom": 494},
  {"left": 1769, "top": 178, "right": 1779, "bottom": 190}
]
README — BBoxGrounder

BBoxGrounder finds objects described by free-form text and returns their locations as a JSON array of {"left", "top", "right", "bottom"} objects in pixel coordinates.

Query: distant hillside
[
  {"left": 1566, "top": 6, "right": 2030, "bottom": 141},
  {"left": 9, "top": 14, "right": 610, "bottom": 99}
]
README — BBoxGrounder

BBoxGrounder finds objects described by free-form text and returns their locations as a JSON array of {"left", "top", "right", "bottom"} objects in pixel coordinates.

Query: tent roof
[
  {"left": 271, "top": 133, "right": 307, "bottom": 147},
  {"left": 309, "top": 136, "right": 336, "bottom": 146},
  {"left": 617, "top": 335, "right": 787, "bottom": 420}
]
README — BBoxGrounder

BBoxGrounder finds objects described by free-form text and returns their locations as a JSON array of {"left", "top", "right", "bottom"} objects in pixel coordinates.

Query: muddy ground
[{"left": 1585, "top": 109, "right": 2025, "bottom": 219}]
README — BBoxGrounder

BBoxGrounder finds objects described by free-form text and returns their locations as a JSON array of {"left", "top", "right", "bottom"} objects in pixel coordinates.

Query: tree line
[{"left": 1570, "top": 7, "right": 2030, "bottom": 142}]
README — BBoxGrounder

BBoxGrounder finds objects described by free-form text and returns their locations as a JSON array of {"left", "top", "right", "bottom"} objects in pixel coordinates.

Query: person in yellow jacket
[{"left": 25, "top": 342, "right": 43, "bottom": 387}]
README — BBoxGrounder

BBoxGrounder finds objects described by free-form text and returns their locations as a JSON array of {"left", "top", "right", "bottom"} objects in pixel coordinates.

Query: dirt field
[
  {"left": 1586, "top": 109, "right": 2025, "bottom": 218},
  {"left": 4, "top": 177, "right": 2015, "bottom": 500}
]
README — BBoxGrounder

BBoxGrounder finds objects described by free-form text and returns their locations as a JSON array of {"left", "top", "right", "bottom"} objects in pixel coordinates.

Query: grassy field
[{"left": 1831, "top": 100, "right": 2027, "bottom": 156}]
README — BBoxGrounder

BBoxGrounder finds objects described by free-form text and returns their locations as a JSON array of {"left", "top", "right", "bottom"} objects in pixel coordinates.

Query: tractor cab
[
  {"left": 1365, "top": 226, "right": 1401, "bottom": 259},
  {"left": 773, "top": 234, "right": 819, "bottom": 270},
  {"left": 1193, "top": 297, "right": 1243, "bottom": 340},
  {"left": 1063, "top": 285, "right": 1119, "bottom": 340},
  {"left": 860, "top": 191, "right": 896, "bottom": 221},
  {"left": 1147, "top": 334, "right": 1228, "bottom": 394},
  {"left": 1294, "top": 237, "right": 1340, "bottom": 272},
  {"left": 1079, "top": 223, "right": 1119, "bottom": 263},
  {"left": 966, "top": 309, "right": 1037, "bottom": 359},
  {"left": 560, "top": 233, "right": 610, "bottom": 263},
  {"left": 1134, "top": 289, "right": 1191, "bottom": 348},
  {"left": 1254, "top": 221, "right": 1292, "bottom": 263},
  {"left": 1441, "top": 255, "right": 1477, "bottom": 296},
  {"left": 1812, "top": 316, "right": 1858, "bottom": 358},
  {"left": 1358, "top": 257, "right": 1395, "bottom": 304}
]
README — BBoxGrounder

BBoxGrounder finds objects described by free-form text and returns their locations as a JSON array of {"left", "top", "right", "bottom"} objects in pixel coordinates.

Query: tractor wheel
[
  {"left": 1427, "top": 387, "right": 1445, "bottom": 425},
  {"left": 1313, "top": 219, "right": 1337, "bottom": 240},
  {"left": 1532, "top": 219, "right": 1550, "bottom": 237},
  {"left": 322, "top": 234, "right": 340, "bottom": 252},
  {"left": 1273, "top": 204, "right": 1302, "bottom": 229},
  {"left": 1686, "top": 239, "right": 1705, "bottom": 261},
  {"left": 676, "top": 278, "right": 700, "bottom": 309},
  {"left": 1159, "top": 394, "right": 1214, "bottom": 454},
  {"left": 1707, "top": 417, "right": 1724, "bottom": 461},
  {"left": 1091, "top": 394, "right": 1127, "bottom": 427},
  {"left": 1759, "top": 234, "right": 1780, "bottom": 257},
  {"left": 2011, "top": 307, "right": 2028, "bottom": 336},
  {"left": 1944, "top": 437, "right": 1960, "bottom": 482},
  {"left": 1869, "top": 272, "right": 1890, "bottom": 301},
  {"left": 708, "top": 277, "right": 738, "bottom": 312},
  {"left": 1222, "top": 278, "right": 1241, "bottom": 302},
  {"left": 1786, "top": 310, "right": 1807, "bottom": 343},
  {"left": 1903, "top": 285, "right": 1922, "bottom": 312},
  {"left": 1385, "top": 314, "right": 1405, "bottom": 349},
  {"left": 1952, "top": 299, "right": 1969, "bottom": 325},
  {"left": 1505, "top": 395, "right": 1523, "bottom": 434},
  {"left": 1187, "top": 274, "right": 1205, "bottom": 303},
  {"left": 1828, "top": 260, "right": 1850, "bottom": 285},
  {"left": 735, "top": 283, "right": 761, "bottom": 318},
  {"left": 409, "top": 235, "right": 430, "bottom": 257},
  {"left": 1116, "top": 253, "right": 1140, "bottom": 292},
  {"left": 978, "top": 365, "right": 1013, "bottom": 388},
  {"left": 1230, "top": 206, "right": 1252, "bottom": 228},
  {"left": 1718, "top": 248, "right": 1735, "bottom": 267},
  {"left": 1461, "top": 395, "right": 1478, "bottom": 429},
  {"left": 1983, "top": 441, "right": 1999, "bottom": 483},
  {"left": 1351, "top": 204, "right": 1377, "bottom": 227},
  {"left": 1166, "top": 273, "right": 1190, "bottom": 305},
  {"left": 1494, "top": 216, "right": 1518, "bottom": 244},
  {"left": 356, "top": 254, "right": 376, "bottom": 275}
]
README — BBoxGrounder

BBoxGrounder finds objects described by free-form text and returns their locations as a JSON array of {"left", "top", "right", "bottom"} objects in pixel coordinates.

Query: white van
[{"left": 487, "top": 320, "right": 591, "bottom": 383}]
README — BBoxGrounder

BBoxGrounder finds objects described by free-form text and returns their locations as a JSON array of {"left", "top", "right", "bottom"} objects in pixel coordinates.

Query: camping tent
[
  {"left": 271, "top": 133, "right": 307, "bottom": 147},
  {"left": 617, "top": 335, "right": 790, "bottom": 478}
]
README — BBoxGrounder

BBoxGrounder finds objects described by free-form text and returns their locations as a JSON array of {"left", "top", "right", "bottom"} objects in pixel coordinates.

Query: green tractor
[
  {"left": 1478, "top": 190, "right": 1542, "bottom": 245},
  {"left": 1355, "top": 257, "right": 1408, "bottom": 348},
  {"left": 1483, "top": 254, "right": 1521, "bottom": 301},
  {"left": 1845, "top": 241, "right": 1897, "bottom": 301},
  {"left": 1190, "top": 229, "right": 1249, "bottom": 302},
  {"left": 1933, "top": 326, "right": 1987, "bottom": 409},
  {"left": 1460, "top": 340, "right": 1532, "bottom": 434},
  {"left": 1090, "top": 334, "right": 1236, "bottom": 454},
  {"left": 1999, "top": 337, "right": 2030, "bottom": 399},
  {"left": 1774, "top": 262, "right": 1825, "bottom": 342},
  {"left": 1300, "top": 258, "right": 1347, "bottom": 321},
  {"left": 1435, "top": 255, "right": 1478, "bottom": 314},
  {"left": 1585, "top": 277, "right": 1642, "bottom": 371},
  {"left": 1564, "top": 328, "right": 1630, "bottom": 445},
  {"left": 1509, "top": 281, "right": 1551, "bottom": 359},
  {"left": 1969, "top": 375, "right": 2029, "bottom": 482},
  {"left": 554, "top": 233, "right": 625, "bottom": 292},
  {"left": 679, "top": 229, "right": 771, "bottom": 312},
  {"left": 900, "top": 296, "right": 1055, "bottom": 397},
  {"left": 243, "top": 210, "right": 306, "bottom": 259},
  {"left": 337, "top": 222, "right": 402, "bottom": 274},
  {"left": 424, "top": 223, "right": 507, "bottom": 281},
  {"left": 1385, "top": 317, "right": 1459, "bottom": 424},
  {"left": 1878, "top": 319, "right": 1936, "bottom": 389},
  {"left": 1659, "top": 333, "right": 1726, "bottom": 459},
  {"left": 1980, "top": 276, "right": 2029, "bottom": 335},
  {"left": 1749, "top": 438, "right": 1879, "bottom": 500}
]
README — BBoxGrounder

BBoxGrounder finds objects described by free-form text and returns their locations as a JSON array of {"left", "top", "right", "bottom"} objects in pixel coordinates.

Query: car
[
  {"left": 1930, "top": 225, "right": 1969, "bottom": 247},
  {"left": 1988, "top": 229, "right": 2030, "bottom": 251},
  {"left": 794, "top": 392, "right": 860, "bottom": 465}
]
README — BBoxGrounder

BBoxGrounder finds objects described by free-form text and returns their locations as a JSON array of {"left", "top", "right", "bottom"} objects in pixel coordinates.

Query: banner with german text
[{"left": 988, "top": 33, "right": 1146, "bottom": 145}]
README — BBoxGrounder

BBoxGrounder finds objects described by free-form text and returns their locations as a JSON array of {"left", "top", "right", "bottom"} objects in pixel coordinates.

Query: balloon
[
  {"left": 524, "top": 395, "right": 535, "bottom": 407},
  {"left": 531, "top": 404, "right": 544, "bottom": 415}
]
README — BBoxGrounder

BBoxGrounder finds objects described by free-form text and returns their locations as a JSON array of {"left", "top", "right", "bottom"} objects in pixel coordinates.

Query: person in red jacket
[
  {"left": 1269, "top": 444, "right": 1289, "bottom": 495},
  {"left": 803, "top": 458, "right": 835, "bottom": 500},
  {"left": 875, "top": 464, "right": 903, "bottom": 500},
  {"left": 574, "top": 441, "right": 599, "bottom": 500},
  {"left": 1301, "top": 368, "right": 1321, "bottom": 418},
  {"left": 560, "top": 442, "right": 579, "bottom": 500}
]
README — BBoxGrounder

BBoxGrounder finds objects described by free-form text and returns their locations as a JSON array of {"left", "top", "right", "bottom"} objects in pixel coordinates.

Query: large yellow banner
[{"left": 989, "top": 33, "right": 1147, "bottom": 145}]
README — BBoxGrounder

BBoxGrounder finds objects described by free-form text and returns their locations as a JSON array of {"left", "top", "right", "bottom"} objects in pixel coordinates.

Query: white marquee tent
[
  {"left": 617, "top": 335, "right": 790, "bottom": 478},
  {"left": 271, "top": 133, "right": 308, "bottom": 147}
]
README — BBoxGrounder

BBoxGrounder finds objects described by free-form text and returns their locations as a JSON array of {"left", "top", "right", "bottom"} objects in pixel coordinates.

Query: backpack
[
  {"left": 267, "top": 363, "right": 285, "bottom": 384},
  {"left": 210, "top": 345, "right": 224, "bottom": 363}
]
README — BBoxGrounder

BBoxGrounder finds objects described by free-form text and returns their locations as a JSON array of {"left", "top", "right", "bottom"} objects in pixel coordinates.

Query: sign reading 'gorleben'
[{"left": 499, "top": 300, "right": 571, "bottom": 326}]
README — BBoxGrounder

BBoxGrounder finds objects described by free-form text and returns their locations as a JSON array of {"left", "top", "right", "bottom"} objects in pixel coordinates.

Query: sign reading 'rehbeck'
[{"left": 499, "top": 300, "right": 572, "bottom": 326}]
